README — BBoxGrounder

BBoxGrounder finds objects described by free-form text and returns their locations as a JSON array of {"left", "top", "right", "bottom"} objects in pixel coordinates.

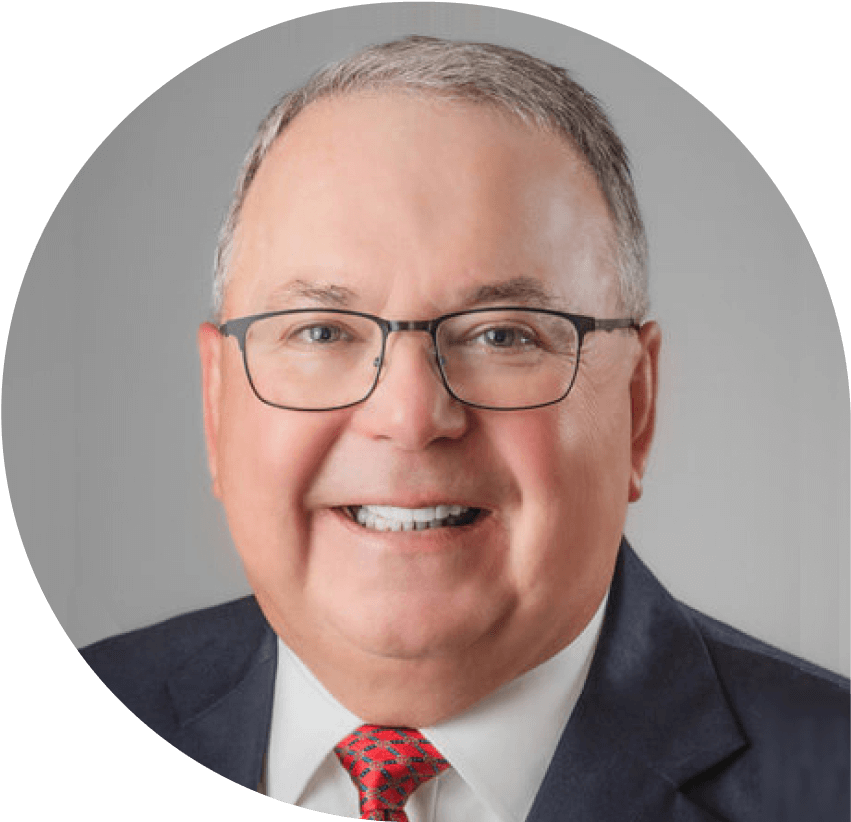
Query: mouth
[{"left": 342, "top": 504, "right": 484, "bottom": 532}]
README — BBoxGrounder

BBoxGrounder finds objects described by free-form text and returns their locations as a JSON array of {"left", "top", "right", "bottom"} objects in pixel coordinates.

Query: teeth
[{"left": 351, "top": 504, "right": 474, "bottom": 531}]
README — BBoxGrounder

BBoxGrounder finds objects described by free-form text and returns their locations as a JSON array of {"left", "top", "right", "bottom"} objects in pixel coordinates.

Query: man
[{"left": 81, "top": 36, "right": 849, "bottom": 821}]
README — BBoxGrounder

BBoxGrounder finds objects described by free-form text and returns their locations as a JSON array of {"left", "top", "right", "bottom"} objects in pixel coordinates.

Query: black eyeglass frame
[{"left": 218, "top": 306, "right": 639, "bottom": 412}]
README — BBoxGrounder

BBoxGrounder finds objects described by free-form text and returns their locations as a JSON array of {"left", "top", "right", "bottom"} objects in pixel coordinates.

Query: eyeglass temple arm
[{"left": 593, "top": 318, "right": 640, "bottom": 332}]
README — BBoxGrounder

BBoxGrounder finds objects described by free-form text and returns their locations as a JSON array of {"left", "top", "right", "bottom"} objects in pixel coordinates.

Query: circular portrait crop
[{"left": 4, "top": 3, "right": 848, "bottom": 820}]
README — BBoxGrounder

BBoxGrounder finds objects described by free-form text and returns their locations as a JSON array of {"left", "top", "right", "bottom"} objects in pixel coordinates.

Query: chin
[{"left": 324, "top": 591, "right": 505, "bottom": 662}]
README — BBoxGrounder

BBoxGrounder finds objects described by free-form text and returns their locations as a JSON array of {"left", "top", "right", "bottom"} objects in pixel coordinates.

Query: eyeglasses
[{"left": 218, "top": 307, "right": 638, "bottom": 412}]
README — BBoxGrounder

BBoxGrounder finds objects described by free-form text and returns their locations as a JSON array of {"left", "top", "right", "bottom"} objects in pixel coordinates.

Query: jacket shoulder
[
  {"left": 684, "top": 603, "right": 849, "bottom": 698},
  {"left": 682, "top": 604, "right": 849, "bottom": 820},
  {"left": 79, "top": 597, "right": 270, "bottom": 735}
]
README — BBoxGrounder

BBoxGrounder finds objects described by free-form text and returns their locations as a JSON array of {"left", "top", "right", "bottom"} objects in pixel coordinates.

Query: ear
[
  {"left": 628, "top": 321, "right": 661, "bottom": 503},
  {"left": 198, "top": 322, "right": 224, "bottom": 499}
]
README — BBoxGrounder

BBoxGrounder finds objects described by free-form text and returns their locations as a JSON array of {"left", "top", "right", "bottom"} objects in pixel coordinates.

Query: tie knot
[{"left": 335, "top": 724, "right": 450, "bottom": 821}]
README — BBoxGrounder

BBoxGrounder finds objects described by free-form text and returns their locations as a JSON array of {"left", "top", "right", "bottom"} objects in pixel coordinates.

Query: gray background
[{"left": 4, "top": 3, "right": 848, "bottom": 676}]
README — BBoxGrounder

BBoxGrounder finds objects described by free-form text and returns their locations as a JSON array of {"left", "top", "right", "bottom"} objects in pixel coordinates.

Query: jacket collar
[{"left": 526, "top": 541, "right": 746, "bottom": 822}]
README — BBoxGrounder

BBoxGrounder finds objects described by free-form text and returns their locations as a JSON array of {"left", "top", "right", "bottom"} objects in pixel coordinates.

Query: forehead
[{"left": 227, "top": 92, "right": 619, "bottom": 314}]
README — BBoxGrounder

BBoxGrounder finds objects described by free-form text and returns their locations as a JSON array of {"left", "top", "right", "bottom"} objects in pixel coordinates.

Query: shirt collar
[
  {"left": 267, "top": 592, "right": 608, "bottom": 822},
  {"left": 267, "top": 641, "right": 363, "bottom": 803}
]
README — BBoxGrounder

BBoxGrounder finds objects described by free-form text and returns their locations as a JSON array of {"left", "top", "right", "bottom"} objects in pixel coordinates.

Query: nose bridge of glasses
[
  {"left": 385, "top": 319, "right": 438, "bottom": 334},
  {"left": 374, "top": 320, "right": 444, "bottom": 374}
]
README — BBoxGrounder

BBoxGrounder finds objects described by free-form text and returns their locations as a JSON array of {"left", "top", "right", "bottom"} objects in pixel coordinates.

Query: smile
[{"left": 344, "top": 504, "right": 482, "bottom": 531}]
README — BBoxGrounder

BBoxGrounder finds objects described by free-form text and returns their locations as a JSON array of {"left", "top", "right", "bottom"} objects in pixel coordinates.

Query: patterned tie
[{"left": 334, "top": 724, "right": 450, "bottom": 821}]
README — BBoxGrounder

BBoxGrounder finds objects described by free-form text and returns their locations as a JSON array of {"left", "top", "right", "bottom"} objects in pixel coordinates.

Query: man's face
[{"left": 199, "top": 94, "right": 659, "bottom": 719}]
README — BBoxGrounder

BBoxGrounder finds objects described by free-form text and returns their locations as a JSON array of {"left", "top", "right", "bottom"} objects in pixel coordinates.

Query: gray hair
[{"left": 212, "top": 36, "right": 648, "bottom": 320}]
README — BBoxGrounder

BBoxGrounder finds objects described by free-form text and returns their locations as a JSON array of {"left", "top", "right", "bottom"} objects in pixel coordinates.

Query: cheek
[
  {"left": 487, "top": 394, "right": 633, "bottom": 552},
  {"left": 215, "top": 376, "right": 348, "bottom": 569},
  {"left": 560, "top": 391, "right": 634, "bottom": 496}
]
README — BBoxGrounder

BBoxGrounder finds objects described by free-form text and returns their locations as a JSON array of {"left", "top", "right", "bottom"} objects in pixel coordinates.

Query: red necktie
[{"left": 334, "top": 724, "right": 450, "bottom": 821}]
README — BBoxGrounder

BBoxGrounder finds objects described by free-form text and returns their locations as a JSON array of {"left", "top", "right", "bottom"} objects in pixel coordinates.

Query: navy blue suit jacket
[{"left": 81, "top": 543, "right": 849, "bottom": 820}]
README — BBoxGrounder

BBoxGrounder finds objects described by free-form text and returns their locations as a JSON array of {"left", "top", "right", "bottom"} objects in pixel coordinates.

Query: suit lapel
[
  {"left": 165, "top": 606, "right": 278, "bottom": 790},
  {"left": 527, "top": 543, "right": 746, "bottom": 822}
]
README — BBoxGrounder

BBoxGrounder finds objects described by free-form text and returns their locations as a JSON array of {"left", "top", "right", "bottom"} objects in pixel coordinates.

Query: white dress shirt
[{"left": 266, "top": 593, "right": 608, "bottom": 822}]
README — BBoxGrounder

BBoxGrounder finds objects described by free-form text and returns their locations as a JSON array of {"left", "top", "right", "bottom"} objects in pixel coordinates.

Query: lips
[{"left": 344, "top": 504, "right": 482, "bottom": 531}]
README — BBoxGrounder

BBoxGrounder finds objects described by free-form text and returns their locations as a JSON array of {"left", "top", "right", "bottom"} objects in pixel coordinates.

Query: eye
[
  {"left": 293, "top": 323, "right": 348, "bottom": 344},
  {"left": 478, "top": 325, "right": 538, "bottom": 349},
  {"left": 279, "top": 320, "right": 357, "bottom": 348}
]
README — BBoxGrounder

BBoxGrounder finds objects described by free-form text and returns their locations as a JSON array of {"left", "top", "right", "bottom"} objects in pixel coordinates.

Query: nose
[{"left": 349, "top": 330, "right": 469, "bottom": 450}]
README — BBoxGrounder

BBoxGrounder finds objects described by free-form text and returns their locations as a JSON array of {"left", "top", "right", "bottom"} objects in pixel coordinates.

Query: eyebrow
[
  {"left": 262, "top": 275, "right": 564, "bottom": 313},
  {"left": 459, "top": 277, "right": 565, "bottom": 310},
  {"left": 263, "top": 279, "right": 358, "bottom": 309}
]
